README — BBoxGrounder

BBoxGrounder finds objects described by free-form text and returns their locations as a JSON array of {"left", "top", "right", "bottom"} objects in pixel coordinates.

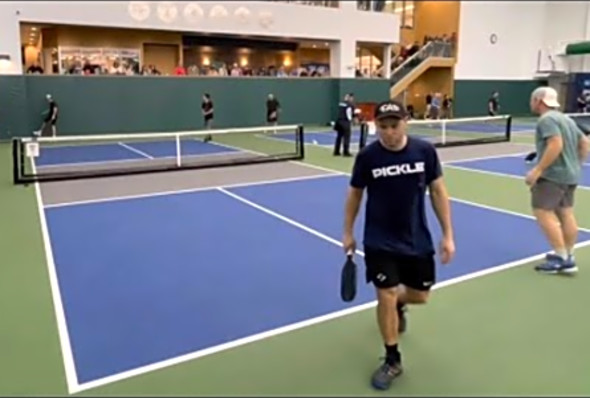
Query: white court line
[
  {"left": 257, "top": 131, "right": 532, "bottom": 163},
  {"left": 117, "top": 142, "right": 154, "bottom": 159},
  {"left": 43, "top": 152, "right": 527, "bottom": 209},
  {"left": 31, "top": 159, "right": 79, "bottom": 393},
  {"left": 36, "top": 150, "right": 239, "bottom": 170},
  {"left": 441, "top": 151, "right": 529, "bottom": 164},
  {"left": 449, "top": 195, "right": 590, "bottom": 234},
  {"left": 445, "top": 163, "right": 590, "bottom": 191},
  {"left": 186, "top": 136, "right": 346, "bottom": 177},
  {"left": 218, "top": 187, "right": 365, "bottom": 257},
  {"left": 44, "top": 172, "right": 340, "bottom": 209},
  {"left": 71, "top": 185, "right": 590, "bottom": 393}
]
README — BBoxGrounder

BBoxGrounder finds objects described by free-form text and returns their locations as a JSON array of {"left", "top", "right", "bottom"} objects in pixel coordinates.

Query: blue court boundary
[{"left": 35, "top": 172, "right": 590, "bottom": 394}]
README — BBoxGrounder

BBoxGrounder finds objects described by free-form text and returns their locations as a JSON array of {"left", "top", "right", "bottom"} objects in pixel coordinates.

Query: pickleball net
[
  {"left": 359, "top": 114, "right": 512, "bottom": 149},
  {"left": 13, "top": 124, "right": 305, "bottom": 184},
  {"left": 565, "top": 113, "right": 590, "bottom": 135}
]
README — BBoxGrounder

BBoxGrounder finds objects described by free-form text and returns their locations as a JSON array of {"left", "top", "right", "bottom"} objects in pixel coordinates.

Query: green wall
[
  {"left": 0, "top": 76, "right": 390, "bottom": 139},
  {"left": 453, "top": 79, "right": 544, "bottom": 118}
]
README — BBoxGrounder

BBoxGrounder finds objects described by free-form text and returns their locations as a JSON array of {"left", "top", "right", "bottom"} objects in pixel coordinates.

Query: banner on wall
[{"left": 567, "top": 73, "right": 590, "bottom": 113}]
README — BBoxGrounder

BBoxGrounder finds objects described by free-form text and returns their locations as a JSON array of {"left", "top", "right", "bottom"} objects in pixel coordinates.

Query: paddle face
[{"left": 340, "top": 253, "right": 357, "bottom": 302}]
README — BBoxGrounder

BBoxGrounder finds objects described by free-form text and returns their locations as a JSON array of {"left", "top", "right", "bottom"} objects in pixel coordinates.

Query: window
[
  {"left": 58, "top": 47, "right": 140, "bottom": 75},
  {"left": 392, "top": 1, "right": 414, "bottom": 29}
]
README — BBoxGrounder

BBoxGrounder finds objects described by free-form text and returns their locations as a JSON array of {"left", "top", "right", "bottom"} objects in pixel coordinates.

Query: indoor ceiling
[
  {"left": 298, "top": 40, "right": 331, "bottom": 49},
  {"left": 20, "top": 23, "right": 49, "bottom": 47}
]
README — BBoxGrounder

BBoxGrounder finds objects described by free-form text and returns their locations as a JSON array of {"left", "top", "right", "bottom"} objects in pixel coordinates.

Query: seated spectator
[
  {"left": 174, "top": 64, "right": 186, "bottom": 75},
  {"left": 27, "top": 63, "right": 44, "bottom": 74}
]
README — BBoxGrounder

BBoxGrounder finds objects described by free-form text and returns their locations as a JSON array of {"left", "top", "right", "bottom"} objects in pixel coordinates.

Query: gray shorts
[{"left": 531, "top": 178, "right": 577, "bottom": 210}]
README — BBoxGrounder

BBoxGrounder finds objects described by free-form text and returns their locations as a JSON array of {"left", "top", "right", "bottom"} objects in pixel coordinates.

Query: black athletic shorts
[{"left": 364, "top": 247, "right": 436, "bottom": 291}]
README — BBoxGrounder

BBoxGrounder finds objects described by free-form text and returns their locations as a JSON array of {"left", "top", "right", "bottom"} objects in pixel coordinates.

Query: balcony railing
[
  {"left": 271, "top": 1, "right": 339, "bottom": 8},
  {"left": 390, "top": 41, "right": 453, "bottom": 86}
]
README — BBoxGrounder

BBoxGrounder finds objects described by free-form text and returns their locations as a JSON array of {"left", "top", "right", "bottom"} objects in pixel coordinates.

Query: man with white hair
[{"left": 526, "top": 86, "right": 589, "bottom": 274}]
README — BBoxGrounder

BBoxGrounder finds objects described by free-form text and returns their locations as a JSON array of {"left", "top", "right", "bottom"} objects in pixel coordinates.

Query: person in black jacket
[{"left": 333, "top": 93, "right": 354, "bottom": 157}]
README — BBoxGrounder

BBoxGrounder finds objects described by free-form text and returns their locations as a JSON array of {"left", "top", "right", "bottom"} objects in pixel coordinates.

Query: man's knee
[
  {"left": 403, "top": 287, "right": 430, "bottom": 304},
  {"left": 376, "top": 286, "right": 399, "bottom": 306}
]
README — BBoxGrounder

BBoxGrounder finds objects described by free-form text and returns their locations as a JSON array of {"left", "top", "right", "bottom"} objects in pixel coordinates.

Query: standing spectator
[
  {"left": 425, "top": 93, "right": 433, "bottom": 119},
  {"left": 201, "top": 93, "right": 214, "bottom": 142},
  {"left": 266, "top": 93, "right": 281, "bottom": 133},
  {"left": 442, "top": 94, "right": 453, "bottom": 119},
  {"left": 488, "top": 91, "right": 500, "bottom": 116},
  {"left": 430, "top": 93, "right": 441, "bottom": 119},
  {"left": 174, "top": 64, "right": 186, "bottom": 76},
  {"left": 576, "top": 92, "right": 586, "bottom": 113},
  {"left": 26, "top": 63, "right": 44, "bottom": 74}
]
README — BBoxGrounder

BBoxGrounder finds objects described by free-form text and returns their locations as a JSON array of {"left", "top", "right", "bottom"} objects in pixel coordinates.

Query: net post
[
  {"left": 296, "top": 124, "right": 305, "bottom": 159},
  {"left": 359, "top": 122, "right": 368, "bottom": 150},
  {"left": 19, "top": 140, "right": 27, "bottom": 183},
  {"left": 12, "top": 138, "right": 20, "bottom": 185},
  {"left": 175, "top": 134, "right": 181, "bottom": 167},
  {"left": 441, "top": 120, "right": 447, "bottom": 145},
  {"left": 505, "top": 115, "right": 513, "bottom": 141}
]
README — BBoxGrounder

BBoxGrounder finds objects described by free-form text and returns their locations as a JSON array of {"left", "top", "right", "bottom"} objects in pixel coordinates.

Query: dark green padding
[
  {"left": 454, "top": 79, "right": 544, "bottom": 117},
  {"left": 0, "top": 76, "right": 390, "bottom": 139}
]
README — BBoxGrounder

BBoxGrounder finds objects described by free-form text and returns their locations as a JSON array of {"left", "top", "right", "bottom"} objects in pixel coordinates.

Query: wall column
[
  {"left": 330, "top": 37, "right": 356, "bottom": 78},
  {"left": 382, "top": 44, "right": 392, "bottom": 78},
  {"left": 0, "top": 3, "right": 23, "bottom": 74},
  {"left": 582, "top": 2, "right": 590, "bottom": 71}
]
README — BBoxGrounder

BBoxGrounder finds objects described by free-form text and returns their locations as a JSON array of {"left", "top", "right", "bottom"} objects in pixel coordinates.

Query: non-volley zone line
[
  {"left": 64, "top": 181, "right": 590, "bottom": 393},
  {"left": 446, "top": 154, "right": 590, "bottom": 190},
  {"left": 44, "top": 154, "right": 535, "bottom": 210}
]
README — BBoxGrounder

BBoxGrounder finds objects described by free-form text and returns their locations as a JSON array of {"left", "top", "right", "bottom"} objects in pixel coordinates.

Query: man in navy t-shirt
[{"left": 343, "top": 100, "right": 455, "bottom": 391}]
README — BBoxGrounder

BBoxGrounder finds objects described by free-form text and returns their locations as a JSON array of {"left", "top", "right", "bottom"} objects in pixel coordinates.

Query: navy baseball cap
[{"left": 374, "top": 100, "right": 407, "bottom": 120}]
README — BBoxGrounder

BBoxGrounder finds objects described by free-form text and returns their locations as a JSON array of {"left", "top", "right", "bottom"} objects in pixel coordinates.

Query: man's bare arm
[
  {"left": 428, "top": 177, "right": 453, "bottom": 240},
  {"left": 578, "top": 133, "right": 589, "bottom": 164},
  {"left": 344, "top": 187, "right": 363, "bottom": 235},
  {"left": 535, "top": 135, "right": 563, "bottom": 172}
]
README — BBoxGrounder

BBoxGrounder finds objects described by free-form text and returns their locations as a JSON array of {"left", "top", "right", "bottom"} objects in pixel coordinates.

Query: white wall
[
  {"left": 543, "top": 1, "right": 588, "bottom": 52},
  {"left": 0, "top": 3, "right": 23, "bottom": 74},
  {"left": 0, "top": 1, "right": 400, "bottom": 76},
  {"left": 539, "top": 1, "right": 588, "bottom": 72},
  {"left": 455, "top": 1, "right": 546, "bottom": 80}
]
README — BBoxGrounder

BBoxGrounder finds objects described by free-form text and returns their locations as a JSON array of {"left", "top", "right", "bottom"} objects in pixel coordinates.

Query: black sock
[{"left": 385, "top": 344, "right": 400, "bottom": 365}]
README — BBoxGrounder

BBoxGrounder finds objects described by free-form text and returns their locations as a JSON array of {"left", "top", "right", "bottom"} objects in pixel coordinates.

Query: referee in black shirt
[{"left": 333, "top": 93, "right": 354, "bottom": 157}]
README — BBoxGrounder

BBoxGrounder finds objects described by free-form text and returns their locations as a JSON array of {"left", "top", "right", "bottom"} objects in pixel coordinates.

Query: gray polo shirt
[{"left": 535, "top": 110, "right": 584, "bottom": 185}]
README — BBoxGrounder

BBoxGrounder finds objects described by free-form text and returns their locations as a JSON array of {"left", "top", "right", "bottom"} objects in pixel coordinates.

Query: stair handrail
[
  {"left": 390, "top": 40, "right": 452, "bottom": 79},
  {"left": 390, "top": 41, "right": 434, "bottom": 78}
]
